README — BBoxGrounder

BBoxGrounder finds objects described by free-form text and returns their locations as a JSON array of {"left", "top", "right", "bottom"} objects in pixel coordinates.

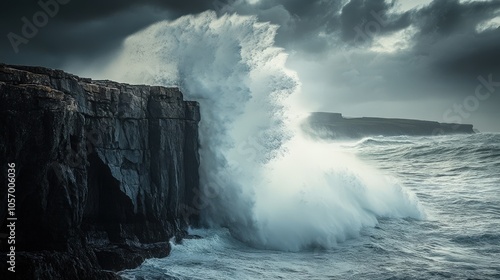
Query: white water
[{"left": 102, "top": 11, "right": 424, "bottom": 251}]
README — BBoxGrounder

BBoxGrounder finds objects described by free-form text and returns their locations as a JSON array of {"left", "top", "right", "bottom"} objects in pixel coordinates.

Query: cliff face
[
  {"left": 0, "top": 64, "right": 200, "bottom": 279},
  {"left": 304, "top": 112, "right": 475, "bottom": 139}
]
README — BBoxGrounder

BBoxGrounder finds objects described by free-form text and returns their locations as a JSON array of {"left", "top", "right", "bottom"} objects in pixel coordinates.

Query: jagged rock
[{"left": 0, "top": 64, "right": 200, "bottom": 279}]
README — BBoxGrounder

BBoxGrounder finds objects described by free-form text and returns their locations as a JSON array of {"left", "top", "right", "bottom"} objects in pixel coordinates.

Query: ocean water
[
  {"left": 119, "top": 133, "right": 500, "bottom": 280},
  {"left": 103, "top": 11, "right": 424, "bottom": 252},
  {"left": 92, "top": 11, "right": 500, "bottom": 280}
]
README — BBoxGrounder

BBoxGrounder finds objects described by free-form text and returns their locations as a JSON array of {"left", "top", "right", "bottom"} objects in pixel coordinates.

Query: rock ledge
[{"left": 0, "top": 64, "right": 200, "bottom": 279}]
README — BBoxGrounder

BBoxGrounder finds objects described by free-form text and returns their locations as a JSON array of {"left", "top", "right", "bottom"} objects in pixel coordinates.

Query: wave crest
[{"left": 103, "top": 11, "right": 424, "bottom": 251}]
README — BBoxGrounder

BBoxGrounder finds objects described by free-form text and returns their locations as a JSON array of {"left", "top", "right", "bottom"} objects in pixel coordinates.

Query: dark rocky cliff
[
  {"left": 304, "top": 112, "right": 475, "bottom": 139},
  {"left": 0, "top": 64, "right": 200, "bottom": 279}
]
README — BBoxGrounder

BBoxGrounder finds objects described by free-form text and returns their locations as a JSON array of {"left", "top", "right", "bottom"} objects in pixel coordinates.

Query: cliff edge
[
  {"left": 0, "top": 64, "right": 200, "bottom": 279},
  {"left": 304, "top": 112, "right": 475, "bottom": 139}
]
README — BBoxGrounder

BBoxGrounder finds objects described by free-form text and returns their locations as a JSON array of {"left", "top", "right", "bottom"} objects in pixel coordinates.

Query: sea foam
[{"left": 101, "top": 11, "right": 424, "bottom": 251}]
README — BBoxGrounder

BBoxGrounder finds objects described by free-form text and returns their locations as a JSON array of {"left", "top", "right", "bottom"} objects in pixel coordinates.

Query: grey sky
[{"left": 1, "top": 0, "right": 499, "bottom": 131}]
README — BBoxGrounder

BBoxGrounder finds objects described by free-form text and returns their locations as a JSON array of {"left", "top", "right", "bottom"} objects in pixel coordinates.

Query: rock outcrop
[
  {"left": 304, "top": 112, "right": 475, "bottom": 139},
  {"left": 0, "top": 64, "right": 200, "bottom": 279}
]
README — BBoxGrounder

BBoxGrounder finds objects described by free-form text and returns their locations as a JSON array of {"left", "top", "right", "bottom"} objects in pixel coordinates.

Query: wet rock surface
[{"left": 0, "top": 64, "right": 200, "bottom": 279}]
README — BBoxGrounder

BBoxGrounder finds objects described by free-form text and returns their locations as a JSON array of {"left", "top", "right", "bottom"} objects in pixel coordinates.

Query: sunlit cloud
[
  {"left": 369, "top": 26, "right": 417, "bottom": 53},
  {"left": 476, "top": 15, "right": 500, "bottom": 33}
]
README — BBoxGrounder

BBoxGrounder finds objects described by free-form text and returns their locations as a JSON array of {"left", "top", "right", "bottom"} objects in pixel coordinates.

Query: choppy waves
[
  {"left": 120, "top": 133, "right": 500, "bottom": 280},
  {"left": 102, "top": 11, "right": 424, "bottom": 251}
]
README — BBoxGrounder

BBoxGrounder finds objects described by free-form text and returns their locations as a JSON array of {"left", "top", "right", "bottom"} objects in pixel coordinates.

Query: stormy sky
[{"left": 1, "top": 0, "right": 499, "bottom": 131}]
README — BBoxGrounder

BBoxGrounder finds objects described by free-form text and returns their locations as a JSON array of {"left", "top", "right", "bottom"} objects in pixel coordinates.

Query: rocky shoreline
[{"left": 0, "top": 64, "right": 201, "bottom": 279}]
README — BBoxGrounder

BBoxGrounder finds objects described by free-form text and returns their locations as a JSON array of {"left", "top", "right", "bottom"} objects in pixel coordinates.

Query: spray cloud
[{"left": 103, "top": 11, "right": 424, "bottom": 251}]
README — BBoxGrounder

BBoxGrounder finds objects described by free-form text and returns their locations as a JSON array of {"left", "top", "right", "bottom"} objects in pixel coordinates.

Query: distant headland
[{"left": 303, "top": 112, "right": 475, "bottom": 139}]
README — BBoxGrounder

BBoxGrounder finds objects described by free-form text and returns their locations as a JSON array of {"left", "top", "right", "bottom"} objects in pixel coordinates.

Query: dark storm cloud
[
  {"left": 0, "top": 0, "right": 211, "bottom": 67},
  {"left": 262, "top": 0, "right": 500, "bottom": 131},
  {"left": 411, "top": 0, "right": 500, "bottom": 79},
  {"left": 219, "top": 0, "right": 413, "bottom": 52},
  {"left": 415, "top": 0, "right": 500, "bottom": 38},
  {"left": 0, "top": 0, "right": 499, "bottom": 130},
  {"left": 219, "top": 0, "right": 344, "bottom": 53},
  {"left": 2, "top": 0, "right": 498, "bottom": 69},
  {"left": 338, "top": 0, "right": 411, "bottom": 43},
  {"left": 1, "top": 0, "right": 210, "bottom": 23}
]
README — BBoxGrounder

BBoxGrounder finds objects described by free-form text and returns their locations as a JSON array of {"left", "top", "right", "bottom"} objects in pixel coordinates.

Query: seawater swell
[
  {"left": 351, "top": 134, "right": 500, "bottom": 238},
  {"left": 353, "top": 134, "right": 500, "bottom": 173},
  {"left": 102, "top": 11, "right": 424, "bottom": 251},
  {"left": 119, "top": 133, "right": 500, "bottom": 279}
]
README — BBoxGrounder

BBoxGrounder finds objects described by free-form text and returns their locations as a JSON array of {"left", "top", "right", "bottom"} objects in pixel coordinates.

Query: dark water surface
[{"left": 120, "top": 133, "right": 500, "bottom": 280}]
